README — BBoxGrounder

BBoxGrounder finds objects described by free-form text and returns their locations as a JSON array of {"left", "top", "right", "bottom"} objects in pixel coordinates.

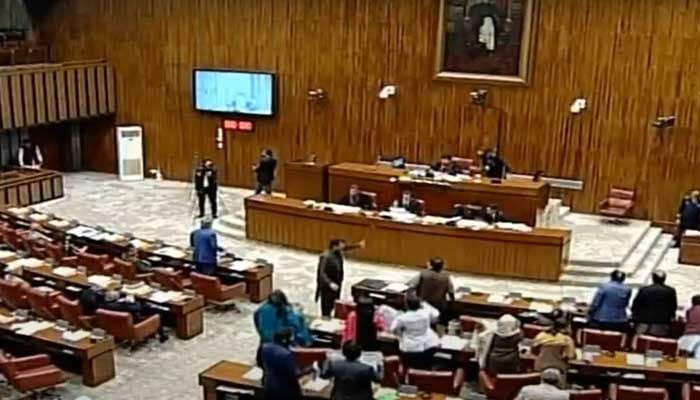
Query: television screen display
[{"left": 193, "top": 69, "right": 275, "bottom": 116}]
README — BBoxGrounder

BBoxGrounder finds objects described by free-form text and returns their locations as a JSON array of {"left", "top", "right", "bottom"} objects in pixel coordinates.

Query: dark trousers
[
  {"left": 635, "top": 322, "right": 671, "bottom": 338},
  {"left": 319, "top": 289, "right": 339, "bottom": 317},
  {"left": 255, "top": 181, "right": 273, "bottom": 195},
  {"left": 401, "top": 348, "right": 437, "bottom": 371},
  {"left": 195, "top": 261, "right": 217, "bottom": 275},
  {"left": 197, "top": 189, "right": 217, "bottom": 217}
]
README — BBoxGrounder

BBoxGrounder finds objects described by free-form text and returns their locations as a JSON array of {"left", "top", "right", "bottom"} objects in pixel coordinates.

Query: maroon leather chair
[
  {"left": 56, "top": 295, "right": 94, "bottom": 330},
  {"left": 25, "top": 288, "right": 61, "bottom": 320},
  {"left": 152, "top": 268, "right": 191, "bottom": 291},
  {"left": 578, "top": 328, "right": 626, "bottom": 352},
  {"left": 599, "top": 187, "right": 635, "bottom": 219},
  {"left": 333, "top": 300, "right": 356, "bottom": 320},
  {"left": 632, "top": 335, "right": 678, "bottom": 357},
  {"left": 77, "top": 251, "right": 116, "bottom": 275},
  {"left": 1, "top": 227, "right": 27, "bottom": 252},
  {"left": 609, "top": 384, "right": 669, "bottom": 400},
  {"left": 381, "top": 355, "right": 402, "bottom": 388},
  {"left": 113, "top": 257, "right": 153, "bottom": 282},
  {"left": 0, "top": 279, "right": 30, "bottom": 309},
  {"left": 459, "top": 315, "right": 484, "bottom": 333},
  {"left": 360, "top": 191, "right": 378, "bottom": 210},
  {"left": 407, "top": 368, "right": 465, "bottom": 396},
  {"left": 0, "top": 353, "right": 65, "bottom": 394},
  {"left": 291, "top": 347, "right": 329, "bottom": 370},
  {"left": 522, "top": 323, "right": 549, "bottom": 339},
  {"left": 570, "top": 389, "right": 604, "bottom": 400},
  {"left": 478, "top": 371, "right": 541, "bottom": 400},
  {"left": 683, "top": 383, "right": 700, "bottom": 400},
  {"left": 95, "top": 309, "right": 161, "bottom": 344},
  {"left": 190, "top": 272, "right": 246, "bottom": 306}
]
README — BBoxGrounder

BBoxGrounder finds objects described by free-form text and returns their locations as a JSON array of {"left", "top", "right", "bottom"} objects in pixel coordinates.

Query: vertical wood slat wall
[
  {"left": 37, "top": 0, "right": 700, "bottom": 221},
  {"left": 0, "top": 61, "right": 116, "bottom": 132}
]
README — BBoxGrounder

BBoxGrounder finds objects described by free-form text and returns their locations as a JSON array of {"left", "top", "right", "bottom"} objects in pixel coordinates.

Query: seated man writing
[{"left": 339, "top": 185, "right": 375, "bottom": 210}]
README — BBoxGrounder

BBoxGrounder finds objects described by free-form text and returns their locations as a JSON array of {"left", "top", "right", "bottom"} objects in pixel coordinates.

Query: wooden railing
[{"left": 0, "top": 60, "right": 116, "bottom": 131}]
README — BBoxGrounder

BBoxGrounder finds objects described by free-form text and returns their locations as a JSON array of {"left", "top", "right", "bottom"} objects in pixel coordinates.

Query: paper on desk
[
  {"left": 29, "top": 213, "right": 49, "bottom": 222},
  {"left": 122, "top": 282, "right": 154, "bottom": 297},
  {"left": 529, "top": 302, "right": 554, "bottom": 314},
  {"left": 153, "top": 247, "right": 187, "bottom": 259},
  {"left": 310, "top": 318, "right": 344, "bottom": 333},
  {"left": 328, "top": 204, "right": 362, "bottom": 215},
  {"left": 87, "top": 275, "right": 113, "bottom": 289},
  {"left": 23, "top": 258, "right": 45, "bottom": 269},
  {"left": 149, "top": 290, "right": 184, "bottom": 303},
  {"left": 626, "top": 353, "right": 645, "bottom": 366},
  {"left": 0, "top": 250, "right": 16, "bottom": 262},
  {"left": 102, "top": 233, "right": 126, "bottom": 243},
  {"left": 686, "top": 230, "right": 700, "bottom": 237},
  {"left": 62, "top": 330, "right": 91, "bottom": 342},
  {"left": 130, "top": 239, "right": 151, "bottom": 250},
  {"left": 7, "top": 207, "right": 30, "bottom": 215},
  {"left": 486, "top": 293, "right": 506, "bottom": 304},
  {"left": 67, "top": 225, "right": 98, "bottom": 238},
  {"left": 303, "top": 378, "right": 330, "bottom": 392},
  {"left": 456, "top": 219, "right": 492, "bottom": 231},
  {"left": 242, "top": 367, "right": 263, "bottom": 381},
  {"left": 229, "top": 260, "right": 256, "bottom": 272},
  {"left": 384, "top": 283, "right": 408, "bottom": 293},
  {"left": 48, "top": 219, "right": 71, "bottom": 229},
  {"left": 53, "top": 267, "right": 78, "bottom": 277},
  {"left": 6, "top": 258, "right": 43, "bottom": 270},
  {"left": 688, "top": 359, "right": 700, "bottom": 370},
  {"left": 440, "top": 335, "right": 468, "bottom": 351},
  {"left": 495, "top": 222, "right": 533, "bottom": 233},
  {"left": 12, "top": 321, "right": 55, "bottom": 336},
  {"left": 0, "top": 314, "right": 16, "bottom": 324}
]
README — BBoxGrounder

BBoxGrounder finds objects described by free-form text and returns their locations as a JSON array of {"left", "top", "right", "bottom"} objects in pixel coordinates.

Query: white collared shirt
[{"left": 390, "top": 305, "right": 440, "bottom": 353}]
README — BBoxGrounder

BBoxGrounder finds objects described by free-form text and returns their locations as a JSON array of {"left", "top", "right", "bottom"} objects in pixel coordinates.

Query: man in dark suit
[
  {"left": 432, "top": 154, "right": 461, "bottom": 175},
  {"left": 481, "top": 205, "right": 507, "bottom": 224},
  {"left": 395, "top": 190, "right": 422, "bottom": 215},
  {"left": 481, "top": 148, "right": 508, "bottom": 179},
  {"left": 254, "top": 149, "right": 278, "bottom": 195},
  {"left": 321, "top": 341, "right": 382, "bottom": 400},
  {"left": 194, "top": 158, "right": 218, "bottom": 218},
  {"left": 339, "top": 185, "right": 375, "bottom": 210},
  {"left": 315, "top": 238, "right": 365, "bottom": 317},
  {"left": 261, "top": 328, "right": 310, "bottom": 400},
  {"left": 409, "top": 257, "right": 455, "bottom": 326},
  {"left": 631, "top": 271, "right": 678, "bottom": 337},
  {"left": 675, "top": 191, "right": 700, "bottom": 247}
]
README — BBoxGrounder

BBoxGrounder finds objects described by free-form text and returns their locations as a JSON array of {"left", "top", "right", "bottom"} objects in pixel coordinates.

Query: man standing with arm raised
[{"left": 315, "top": 238, "right": 365, "bottom": 317}]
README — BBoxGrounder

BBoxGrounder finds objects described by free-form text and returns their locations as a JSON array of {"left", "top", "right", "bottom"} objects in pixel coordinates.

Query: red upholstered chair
[
  {"left": 578, "top": 328, "right": 626, "bottom": 352},
  {"left": 459, "top": 315, "right": 484, "bottom": 334},
  {"left": 113, "top": 257, "right": 153, "bottom": 282},
  {"left": 609, "top": 384, "right": 669, "bottom": 400},
  {"left": 360, "top": 191, "right": 378, "bottom": 210},
  {"left": 381, "top": 355, "right": 402, "bottom": 388},
  {"left": 407, "top": 368, "right": 465, "bottom": 396},
  {"left": 0, "top": 353, "right": 66, "bottom": 395},
  {"left": 478, "top": 371, "right": 541, "bottom": 400},
  {"left": 522, "top": 323, "right": 549, "bottom": 339},
  {"left": 0, "top": 279, "right": 30, "bottom": 310},
  {"left": 632, "top": 335, "right": 678, "bottom": 357},
  {"left": 152, "top": 268, "right": 192, "bottom": 291},
  {"left": 190, "top": 272, "right": 246, "bottom": 307},
  {"left": 414, "top": 199, "right": 426, "bottom": 216},
  {"left": 25, "top": 288, "right": 61, "bottom": 320},
  {"left": 24, "top": 240, "right": 47, "bottom": 259},
  {"left": 570, "top": 389, "right": 604, "bottom": 400},
  {"left": 95, "top": 309, "right": 161, "bottom": 344},
  {"left": 683, "top": 383, "right": 700, "bottom": 400},
  {"left": 291, "top": 347, "right": 329, "bottom": 370},
  {"left": 599, "top": 187, "right": 635, "bottom": 219},
  {"left": 333, "top": 300, "right": 356, "bottom": 320},
  {"left": 2, "top": 228, "right": 27, "bottom": 252},
  {"left": 44, "top": 241, "right": 78, "bottom": 266},
  {"left": 77, "top": 251, "right": 115, "bottom": 275},
  {"left": 451, "top": 157, "right": 474, "bottom": 173},
  {"left": 56, "top": 295, "right": 94, "bottom": 330}
]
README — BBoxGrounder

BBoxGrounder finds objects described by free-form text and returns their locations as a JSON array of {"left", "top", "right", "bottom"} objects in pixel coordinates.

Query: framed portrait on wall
[{"left": 434, "top": 0, "right": 538, "bottom": 85}]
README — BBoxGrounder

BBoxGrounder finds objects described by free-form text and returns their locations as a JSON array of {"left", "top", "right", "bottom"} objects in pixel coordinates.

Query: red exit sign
[{"left": 222, "top": 119, "right": 254, "bottom": 132}]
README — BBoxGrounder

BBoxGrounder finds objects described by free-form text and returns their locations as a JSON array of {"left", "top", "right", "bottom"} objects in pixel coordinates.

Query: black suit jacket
[
  {"left": 194, "top": 166, "right": 218, "bottom": 192},
  {"left": 398, "top": 197, "right": 422, "bottom": 215},
  {"left": 631, "top": 283, "right": 678, "bottom": 324},
  {"left": 315, "top": 250, "right": 344, "bottom": 301},
  {"left": 339, "top": 193, "right": 374, "bottom": 210},
  {"left": 256, "top": 157, "right": 278, "bottom": 184},
  {"left": 320, "top": 359, "right": 381, "bottom": 400}
]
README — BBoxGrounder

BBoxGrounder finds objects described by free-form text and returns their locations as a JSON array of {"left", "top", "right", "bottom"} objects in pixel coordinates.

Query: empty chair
[
  {"left": 152, "top": 268, "right": 192, "bottom": 291},
  {"left": 333, "top": 300, "right": 356, "bottom": 320},
  {"left": 25, "top": 287, "right": 61, "bottom": 320},
  {"left": 56, "top": 295, "right": 94, "bottom": 329},
  {"left": 522, "top": 323, "right": 549, "bottom": 339},
  {"left": 77, "top": 251, "right": 115, "bottom": 275},
  {"left": 578, "top": 328, "right": 626, "bottom": 352},
  {"left": 407, "top": 368, "right": 465, "bottom": 396},
  {"left": 632, "top": 335, "right": 678, "bottom": 357},
  {"left": 0, "top": 279, "right": 30, "bottom": 309},
  {"left": 450, "top": 157, "right": 474, "bottom": 172},
  {"left": 361, "top": 191, "right": 378, "bottom": 210},
  {"left": 683, "top": 383, "right": 700, "bottom": 400},
  {"left": 570, "top": 389, "right": 604, "bottom": 400},
  {"left": 24, "top": 240, "right": 46, "bottom": 259},
  {"left": 1, "top": 227, "right": 26, "bottom": 252},
  {"left": 45, "top": 241, "right": 78, "bottom": 266},
  {"left": 459, "top": 315, "right": 484, "bottom": 334},
  {"left": 0, "top": 352, "right": 66, "bottom": 395},
  {"left": 478, "top": 371, "right": 541, "bottom": 400},
  {"left": 113, "top": 257, "right": 153, "bottom": 281},
  {"left": 95, "top": 309, "right": 161, "bottom": 344},
  {"left": 381, "top": 355, "right": 402, "bottom": 388},
  {"left": 609, "top": 384, "right": 669, "bottom": 400},
  {"left": 291, "top": 347, "right": 329, "bottom": 370},
  {"left": 189, "top": 272, "right": 245, "bottom": 307},
  {"left": 599, "top": 187, "right": 635, "bottom": 220}
]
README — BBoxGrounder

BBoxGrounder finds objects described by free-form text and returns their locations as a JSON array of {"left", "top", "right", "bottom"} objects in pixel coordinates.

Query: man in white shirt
[
  {"left": 515, "top": 369, "right": 570, "bottom": 400},
  {"left": 17, "top": 139, "right": 43, "bottom": 169},
  {"left": 390, "top": 295, "right": 440, "bottom": 370}
]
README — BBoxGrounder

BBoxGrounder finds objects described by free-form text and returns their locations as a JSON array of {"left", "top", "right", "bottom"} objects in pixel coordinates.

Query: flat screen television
[{"left": 193, "top": 69, "right": 276, "bottom": 116}]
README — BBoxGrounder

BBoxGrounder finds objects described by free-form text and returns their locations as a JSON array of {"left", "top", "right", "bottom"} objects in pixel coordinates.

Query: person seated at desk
[
  {"left": 675, "top": 190, "right": 700, "bottom": 247},
  {"left": 631, "top": 271, "right": 677, "bottom": 337},
  {"left": 261, "top": 328, "right": 312, "bottom": 400},
  {"left": 587, "top": 269, "right": 631, "bottom": 333},
  {"left": 393, "top": 190, "right": 422, "bottom": 215},
  {"left": 338, "top": 185, "right": 375, "bottom": 210},
  {"left": 17, "top": 139, "right": 43, "bottom": 169},
  {"left": 431, "top": 154, "right": 461, "bottom": 175},
  {"left": 341, "top": 296, "right": 385, "bottom": 351},
  {"left": 680, "top": 295, "right": 700, "bottom": 359},
  {"left": 452, "top": 203, "right": 482, "bottom": 220},
  {"left": 479, "top": 148, "right": 508, "bottom": 179},
  {"left": 121, "top": 244, "right": 153, "bottom": 273},
  {"left": 514, "top": 368, "right": 570, "bottom": 400},
  {"left": 320, "top": 341, "right": 383, "bottom": 400},
  {"left": 476, "top": 314, "right": 523, "bottom": 375},
  {"left": 254, "top": 290, "right": 312, "bottom": 362},
  {"left": 390, "top": 294, "right": 440, "bottom": 370},
  {"left": 531, "top": 312, "right": 576, "bottom": 382},
  {"left": 79, "top": 286, "right": 169, "bottom": 342},
  {"left": 481, "top": 205, "right": 507, "bottom": 224},
  {"left": 408, "top": 257, "right": 455, "bottom": 327}
]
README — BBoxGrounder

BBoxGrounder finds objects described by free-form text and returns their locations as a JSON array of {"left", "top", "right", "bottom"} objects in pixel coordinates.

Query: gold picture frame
[{"left": 434, "top": 0, "right": 539, "bottom": 85}]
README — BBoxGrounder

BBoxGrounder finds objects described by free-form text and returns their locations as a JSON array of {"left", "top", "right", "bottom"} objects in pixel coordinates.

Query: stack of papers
[
  {"left": 149, "top": 290, "right": 183, "bottom": 303},
  {"left": 0, "top": 250, "right": 16, "bottom": 262},
  {"left": 687, "top": 359, "right": 700, "bottom": 370},
  {"left": 486, "top": 293, "right": 507, "bottom": 304},
  {"left": 0, "top": 314, "right": 16, "bottom": 324},
  {"left": 67, "top": 226, "right": 99, "bottom": 238},
  {"left": 495, "top": 222, "right": 533, "bottom": 232},
  {"left": 23, "top": 258, "right": 45, "bottom": 269},
  {"left": 384, "top": 283, "right": 408, "bottom": 293},
  {"left": 421, "top": 216, "right": 452, "bottom": 225},
  {"left": 7, "top": 207, "right": 30, "bottom": 215},
  {"left": 529, "top": 302, "right": 554, "bottom": 314},
  {"left": 12, "top": 321, "right": 55, "bottom": 336},
  {"left": 130, "top": 239, "right": 151, "bottom": 249},
  {"left": 122, "top": 282, "right": 154, "bottom": 297},
  {"left": 102, "top": 233, "right": 126, "bottom": 243},
  {"left": 686, "top": 230, "right": 700, "bottom": 237},
  {"left": 53, "top": 267, "right": 78, "bottom": 278},
  {"left": 302, "top": 378, "right": 330, "bottom": 392},
  {"left": 62, "top": 330, "right": 91, "bottom": 342},
  {"left": 626, "top": 353, "right": 645, "bottom": 366},
  {"left": 455, "top": 219, "right": 492, "bottom": 231},
  {"left": 241, "top": 367, "right": 263, "bottom": 381},
  {"left": 440, "top": 335, "right": 468, "bottom": 351},
  {"left": 228, "top": 260, "right": 256, "bottom": 272},
  {"left": 87, "top": 275, "right": 113, "bottom": 288},
  {"left": 48, "top": 219, "right": 71, "bottom": 229},
  {"left": 153, "top": 247, "right": 187, "bottom": 259},
  {"left": 29, "top": 213, "right": 49, "bottom": 222},
  {"left": 310, "top": 318, "right": 344, "bottom": 333},
  {"left": 328, "top": 204, "right": 362, "bottom": 215}
]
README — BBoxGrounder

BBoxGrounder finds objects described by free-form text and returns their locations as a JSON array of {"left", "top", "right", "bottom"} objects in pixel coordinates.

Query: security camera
[
  {"left": 379, "top": 85, "right": 397, "bottom": 99},
  {"left": 652, "top": 116, "right": 676, "bottom": 129},
  {"left": 570, "top": 98, "right": 587, "bottom": 114},
  {"left": 470, "top": 89, "right": 488, "bottom": 106}
]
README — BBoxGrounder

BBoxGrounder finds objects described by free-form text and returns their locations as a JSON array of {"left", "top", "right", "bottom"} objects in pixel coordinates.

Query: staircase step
[
  {"left": 218, "top": 215, "right": 245, "bottom": 230},
  {"left": 213, "top": 220, "right": 245, "bottom": 240},
  {"left": 559, "top": 206, "right": 571, "bottom": 218},
  {"left": 626, "top": 234, "right": 673, "bottom": 287}
]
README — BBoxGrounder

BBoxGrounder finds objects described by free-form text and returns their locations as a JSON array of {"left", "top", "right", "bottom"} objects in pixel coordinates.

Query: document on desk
[
  {"left": 686, "top": 230, "right": 700, "bottom": 237},
  {"left": 688, "top": 359, "right": 700, "bottom": 370},
  {"left": 310, "top": 318, "right": 344, "bottom": 333},
  {"left": 153, "top": 247, "right": 188, "bottom": 259},
  {"left": 0, "top": 314, "right": 16, "bottom": 324},
  {"left": 12, "top": 321, "right": 55, "bottom": 336},
  {"left": 625, "top": 353, "right": 645, "bottom": 366},
  {"left": 303, "top": 378, "right": 330, "bottom": 392},
  {"left": 486, "top": 293, "right": 507, "bottom": 304},
  {"left": 53, "top": 267, "right": 78, "bottom": 278},
  {"left": 48, "top": 219, "right": 71, "bottom": 229},
  {"left": 129, "top": 239, "right": 152, "bottom": 250},
  {"left": 242, "top": 367, "right": 263, "bottom": 381},
  {"left": 29, "top": 213, "right": 49, "bottom": 222},
  {"left": 7, "top": 207, "right": 30, "bottom": 215},
  {"left": 440, "top": 335, "right": 468, "bottom": 351},
  {"left": 0, "top": 250, "right": 16, "bottom": 262},
  {"left": 122, "top": 282, "right": 154, "bottom": 296},
  {"left": 87, "top": 275, "right": 113, "bottom": 288},
  {"left": 63, "top": 330, "right": 91, "bottom": 342},
  {"left": 228, "top": 260, "right": 256, "bottom": 272},
  {"left": 328, "top": 204, "right": 362, "bottom": 215},
  {"left": 456, "top": 219, "right": 492, "bottom": 231},
  {"left": 67, "top": 225, "right": 98, "bottom": 238},
  {"left": 529, "top": 302, "right": 554, "bottom": 314}
]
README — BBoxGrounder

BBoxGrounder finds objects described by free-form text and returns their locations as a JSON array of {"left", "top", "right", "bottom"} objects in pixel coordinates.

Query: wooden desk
[
  {"left": 0, "top": 168, "right": 64, "bottom": 207},
  {"left": 328, "top": 162, "right": 550, "bottom": 226},
  {"left": 570, "top": 352, "right": 700, "bottom": 384},
  {"left": 286, "top": 161, "right": 329, "bottom": 202},
  {"left": 680, "top": 233, "right": 700, "bottom": 266},
  {"left": 0, "top": 308, "right": 116, "bottom": 387},
  {"left": 199, "top": 360, "right": 447, "bottom": 400},
  {"left": 246, "top": 196, "right": 571, "bottom": 281}
]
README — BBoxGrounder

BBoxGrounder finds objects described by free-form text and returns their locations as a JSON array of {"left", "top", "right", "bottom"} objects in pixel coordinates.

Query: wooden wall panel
[
  {"left": 10, "top": 75, "right": 23, "bottom": 127},
  {"left": 86, "top": 66, "right": 97, "bottom": 116},
  {"left": 0, "top": 76, "right": 12, "bottom": 129},
  {"left": 33, "top": 72, "right": 46, "bottom": 124},
  {"left": 65, "top": 68, "right": 78, "bottom": 119},
  {"left": 37, "top": 0, "right": 700, "bottom": 221},
  {"left": 96, "top": 65, "right": 107, "bottom": 114},
  {"left": 21, "top": 74, "right": 35, "bottom": 126},
  {"left": 44, "top": 71, "right": 57, "bottom": 123},
  {"left": 55, "top": 69, "right": 68, "bottom": 120},
  {"left": 76, "top": 67, "right": 88, "bottom": 118}
]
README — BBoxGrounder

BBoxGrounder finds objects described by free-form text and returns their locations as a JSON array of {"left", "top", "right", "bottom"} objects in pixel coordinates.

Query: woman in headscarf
[
  {"left": 476, "top": 314, "right": 523, "bottom": 375},
  {"left": 531, "top": 311, "right": 576, "bottom": 386},
  {"left": 341, "top": 296, "right": 385, "bottom": 351},
  {"left": 254, "top": 290, "right": 312, "bottom": 365}
]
